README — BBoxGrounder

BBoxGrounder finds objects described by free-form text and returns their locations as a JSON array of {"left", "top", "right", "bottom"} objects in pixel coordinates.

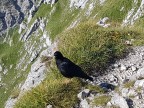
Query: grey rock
[
  {"left": 111, "top": 94, "right": 129, "bottom": 108},
  {"left": 77, "top": 89, "right": 90, "bottom": 100},
  {"left": 134, "top": 79, "right": 144, "bottom": 88},
  {"left": 96, "top": 17, "right": 110, "bottom": 28},
  {"left": 121, "top": 88, "right": 129, "bottom": 97},
  {"left": 131, "top": 66, "right": 137, "bottom": 71},
  {"left": 5, "top": 98, "right": 18, "bottom": 108},
  {"left": 47, "top": 104, "right": 52, "bottom": 108},
  {"left": 120, "top": 64, "right": 127, "bottom": 71},
  {"left": 137, "top": 67, "right": 144, "bottom": 78},
  {"left": 80, "top": 99, "right": 90, "bottom": 108}
]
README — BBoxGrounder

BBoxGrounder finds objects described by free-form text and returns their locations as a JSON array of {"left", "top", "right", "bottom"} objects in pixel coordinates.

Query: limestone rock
[
  {"left": 120, "top": 64, "right": 127, "bottom": 71},
  {"left": 80, "top": 99, "right": 90, "bottom": 108},
  {"left": 77, "top": 89, "right": 90, "bottom": 100},
  {"left": 111, "top": 94, "right": 129, "bottom": 108},
  {"left": 134, "top": 79, "right": 144, "bottom": 88}
]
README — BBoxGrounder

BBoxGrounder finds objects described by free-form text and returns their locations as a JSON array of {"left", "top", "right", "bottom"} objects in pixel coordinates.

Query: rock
[
  {"left": 99, "top": 83, "right": 115, "bottom": 91},
  {"left": 127, "top": 89, "right": 137, "bottom": 97},
  {"left": 5, "top": 98, "right": 18, "bottom": 108},
  {"left": 107, "top": 102, "right": 112, "bottom": 107},
  {"left": 134, "top": 79, "right": 144, "bottom": 88},
  {"left": 121, "top": 88, "right": 129, "bottom": 97},
  {"left": 137, "top": 67, "right": 144, "bottom": 78},
  {"left": 120, "top": 64, "right": 127, "bottom": 71},
  {"left": 131, "top": 66, "right": 136, "bottom": 71},
  {"left": 125, "top": 98, "right": 134, "bottom": 108},
  {"left": 96, "top": 17, "right": 110, "bottom": 28},
  {"left": 47, "top": 104, "right": 52, "bottom": 108},
  {"left": 77, "top": 89, "right": 90, "bottom": 100},
  {"left": 111, "top": 94, "right": 129, "bottom": 108},
  {"left": 20, "top": 56, "right": 46, "bottom": 92},
  {"left": 70, "top": 0, "right": 89, "bottom": 9},
  {"left": 113, "top": 64, "right": 119, "bottom": 68},
  {"left": 80, "top": 99, "right": 90, "bottom": 108}
]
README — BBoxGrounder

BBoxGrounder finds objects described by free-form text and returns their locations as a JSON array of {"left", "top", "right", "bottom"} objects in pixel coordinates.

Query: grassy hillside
[
  {"left": 1, "top": 0, "right": 144, "bottom": 107},
  {"left": 14, "top": 20, "right": 144, "bottom": 107}
]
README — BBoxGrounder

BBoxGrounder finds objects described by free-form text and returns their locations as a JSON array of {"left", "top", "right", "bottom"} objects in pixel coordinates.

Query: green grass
[
  {"left": 92, "top": 95, "right": 111, "bottom": 106},
  {"left": 0, "top": 28, "right": 31, "bottom": 108},
  {"left": 58, "top": 20, "right": 141, "bottom": 73},
  {"left": 97, "top": 0, "right": 133, "bottom": 22},
  {"left": 124, "top": 80, "right": 135, "bottom": 88},
  {"left": 86, "top": 85, "right": 105, "bottom": 94},
  {"left": 14, "top": 20, "right": 144, "bottom": 108},
  {"left": 14, "top": 67, "right": 82, "bottom": 108},
  {"left": 2, "top": 1, "right": 144, "bottom": 108}
]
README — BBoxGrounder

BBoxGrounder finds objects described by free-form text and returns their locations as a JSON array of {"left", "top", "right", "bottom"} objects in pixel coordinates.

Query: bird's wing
[
  {"left": 58, "top": 59, "right": 75, "bottom": 77},
  {"left": 63, "top": 58, "right": 82, "bottom": 75}
]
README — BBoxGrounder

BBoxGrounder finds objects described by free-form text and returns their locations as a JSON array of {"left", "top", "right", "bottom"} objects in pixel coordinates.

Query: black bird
[{"left": 54, "top": 51, "right": 93, "bottom": 81}]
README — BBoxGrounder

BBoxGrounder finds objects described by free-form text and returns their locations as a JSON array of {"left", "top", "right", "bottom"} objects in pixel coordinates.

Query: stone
[
  {"left": 113, "top": 64, "right": 119, "bottom": 68},
  {"left": 107, "top": 102, "right": 112, "bottom": 107},
  {"left": 137, "top": 67, "right": 144, "bottom": 78},
  {"left": 47, "top": 104, "right": 52, "bottom": 108},
  {"left": 80, "top": 99, "right": 90, "bottom": 108},
  {"left": 121, "top": 88, "right": 129, "bottom": 97},
  {"left": 111, "top": 94, "right": 129, "bottom": 108},
  {"left": 99, "top": 83, "right": 115, "bottom": 91},
  {"left": 134, "top": 79, "right": 144, "bottom": 88},
  {"left": 5, "top": 98, "right": 18, "bottom": 108},
  {"left": 125, "top": 98, "right": 134, "bottom": 108},
  {"left": 131, "top": 66, "right": 136, "bottom": 71},
  {"left": 77, "top": 89, "right": 90, "bottom": 100},
  {"left": 120, "top": 64, "right": 127, "bottom": 71}
]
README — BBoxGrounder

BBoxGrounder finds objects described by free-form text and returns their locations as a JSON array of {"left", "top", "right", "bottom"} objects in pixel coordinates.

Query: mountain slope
[{"left": 1, "top": 0, "right": 144, "bottom": 108}]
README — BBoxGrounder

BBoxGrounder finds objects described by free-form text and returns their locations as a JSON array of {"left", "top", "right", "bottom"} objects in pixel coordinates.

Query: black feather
[{"left": 54, "top": 51, "right": 93, "bottom": 81}]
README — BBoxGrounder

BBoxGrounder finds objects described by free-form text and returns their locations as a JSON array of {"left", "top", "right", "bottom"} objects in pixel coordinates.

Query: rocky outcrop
[
  {"left": 0, "top": 0, "right": 43, "bottom": 36},
  {"left": 77, "top": 46, "right": 144, "bottom": 108}
]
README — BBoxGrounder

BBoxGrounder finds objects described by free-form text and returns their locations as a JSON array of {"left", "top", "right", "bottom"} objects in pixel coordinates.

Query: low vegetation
[
  {"left": 92, "top": 95, "right": 111, "bottom": 106},
  {"left": 2, "top": 0, "right": 144, "bottom": 107},
  {"left": 14, "top": 19, "right": 144, "bottom": 107},
  {"left": 124, "top": 80, "right": 135, "bottom": 88},
  {"left": 58, "top": 20, "right": 141, "bottom": 73},
  {"left": 14, "top": 67, "right": 82, "bottom": 108}
]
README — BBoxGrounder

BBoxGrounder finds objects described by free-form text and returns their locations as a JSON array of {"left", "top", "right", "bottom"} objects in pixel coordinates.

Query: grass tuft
[
  {"left": 14, "top": 67, "right": 82, "bottom": 108},
  {"left": 92, "top": 95, "right": 111, "bottom": 106},
  {"left": 58, "top": 21, "right": 138, "bottom": 74}
]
